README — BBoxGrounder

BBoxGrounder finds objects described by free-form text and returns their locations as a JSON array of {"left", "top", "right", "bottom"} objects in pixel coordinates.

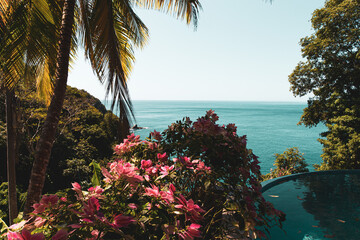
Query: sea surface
[{"left": 105, "top": 101, "right": 327, "bottom": 174}]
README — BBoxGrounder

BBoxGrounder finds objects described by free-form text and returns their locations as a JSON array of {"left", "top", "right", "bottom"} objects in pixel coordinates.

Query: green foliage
[
  {"left": 289, "top": 0, "right": 360, "bottom": 127},
  {"left": 89, "top": 160, "right": 102, "bottom": 187},
  {"left": 262, "top": 147, "right": 309, "bottom": 181},
  {"left": 0, "top": 86, "right": 120, "bottom": 192},
  {"left": 289, "top": 0, "right": 360, "bottom": 169},
  {"left": 3, "top": 111, "right": 283, "bottom": 239},
  {"left": 317, "top": 108, "right": 360, "bottom": 170},
  {"left": 0, "top": 183, "right": 8, "bottom": 221},
  {"left": 0, "top": 182, "right": 26, "bottom": 224},
  {"left": 119, "top": 111, "right": 284, "bottom": 239},
  {"left": 0, "top": 217, "right": 8, "bottom": 238}
]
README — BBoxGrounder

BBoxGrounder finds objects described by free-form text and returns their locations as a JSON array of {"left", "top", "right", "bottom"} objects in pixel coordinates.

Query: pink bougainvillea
[{"left": 7, "top": 111, "right": 283, "bottom": 239}]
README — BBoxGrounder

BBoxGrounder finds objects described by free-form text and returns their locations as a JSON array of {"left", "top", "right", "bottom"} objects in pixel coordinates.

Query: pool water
[{"left": 262, "top": 171, "right": 360, "bottom": 240}]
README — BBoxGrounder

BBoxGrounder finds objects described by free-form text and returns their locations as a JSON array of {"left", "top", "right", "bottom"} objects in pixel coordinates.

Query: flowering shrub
[{"left": 3, "top": 111, "right": 283, "bottom": 239}]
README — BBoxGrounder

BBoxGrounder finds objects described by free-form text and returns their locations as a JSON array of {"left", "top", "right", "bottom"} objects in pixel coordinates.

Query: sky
[{"left": 68, "top": 0, "right": 325, "bottom": 102}]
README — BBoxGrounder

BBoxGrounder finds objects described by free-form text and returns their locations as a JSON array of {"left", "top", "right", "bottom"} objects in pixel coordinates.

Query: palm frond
[
  {"left": 135, "top": 0, "right": 202, "bottom": 27},
  {"left": 113, "top": 0, "right": 148, "bottom": 48},
  {"left": 0, "top": 0, "right": 10, "bottom": 24},
  {"left": 81, "top": 0, "right": 150, "bottom": 125},
  {"left": 20, "top": 0, "right": 60, "bottom": 102},
  {"left": 35, "top": 58, "right": 53, "bottom": 104},
  {"left": 0, "top": 1, "right": 28, "bottom": 89}
]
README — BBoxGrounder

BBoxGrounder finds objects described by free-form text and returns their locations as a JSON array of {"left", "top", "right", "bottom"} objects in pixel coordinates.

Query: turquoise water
[
  {"left": 262, "top": 171, "right": 360, "bottom": 239},
  {"left": 106, "top": 101, "right": 327, "bottom": 174}
]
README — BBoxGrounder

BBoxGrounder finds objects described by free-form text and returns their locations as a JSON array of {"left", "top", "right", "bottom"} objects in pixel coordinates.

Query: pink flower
[
  {"left": 32, "top": 195, "right": 59, "bottom": 214},
  {"left": 160, "top": 190, "right": 174, "bottom": 203},
  {"left": 87, "top": 197, "right": 100, "bottom": 212},
  {"left": 144, "top": 175, "right": 150, "bottom": 181},
  {"left": 88, "top": 186, "right": 104, "bottom": 194},
  {"left": 127, "top": 133, "right": 140, "bottom": 142},
  {"left": 128, "top": 203, "right": 137, "bottom": 209},
  {"left": 146, "top": 142, "right": 158, "bottom": 150},
  {"left": 157, "top": 153, "right": 168, "bottom": 162},
  {"left": 151, "top": 130, "right": 162, "bottom": 141},
  {"left": 7, "top": 230, "right": 45, "bottom": 240},
  {"left": 32, "top": 203, "right": 46, "bottom": 214},
  {"left": 88, "top": 186, "right": 104, "bottom": 199},
  {"left": 104, "top": 161, "right": 144, "bottom": 186},
  {"left": 80, "top": 197, "right": 100, "bottom": 221},
  {"left": 114, "top": 134, "right": 141, "bottom": 155},
  {"left": 71, "top": 182, "right": 81, "bottom": 193},
  {"left": 159, "top": 165, "right": 174, "bottom": 178},
  {"left": 175, "top": 195, "right": 205, "bottom": 221},
  {"left": 87, "top": 230, "right": 102, "bottom": 240},
  {"left": 194, "top": 161, "right": 211, "bottom": 174},
  {"left": 146, "top": 166, "right": 158, "bottom": 176},
  {"left": 34, "top": 217, "right": 46, "bottom": 228},
  {"left": 101, "top": 167, "right": 115, "bottom": 183},
  {"left": 206, "top": 109, "right": 219, "bottom": 121},
  {"left": 144, "top": 185, "right": 160, "bottom": 198},
  {"left": 178, "top": 156, "right": 193, "bottom": 168},
  {"left": 141, "top": 160, "right": 152, "bottom": 169},
  {"left": 169, "top": 183, "right": 176, "bottom": 193},
  {"left": 179, "top": 224, "right": 202, "bottom": 240},
  {"left": 40, "top": 195, "right": 59, "bottom": 206},
  {"left": 51, "top": 229, "right": 68, "bottom": 240},
  {"left": 111, "top": 214, "right": 135, "bottom": 228}
]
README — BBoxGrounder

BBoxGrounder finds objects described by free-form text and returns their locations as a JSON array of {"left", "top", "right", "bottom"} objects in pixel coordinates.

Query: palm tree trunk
[
  {"left": 24, "top": 0, "right": 76, "bottom": 216},
  {"left": 6, "top": 89, "right": 18, "bottom": 225}
]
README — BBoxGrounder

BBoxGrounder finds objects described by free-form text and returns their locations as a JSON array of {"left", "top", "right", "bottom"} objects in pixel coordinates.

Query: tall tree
[
  {"left": 0, "top": 0, "right": 58, "bottom": 224},
  {"left": 24, "top": 0, "right": 201, "bottom": 215},
  {"left": 0, "top": 1, "right": 18, "bottom": 224},
  {"left": 289, "top": 0, "right": 360, "bottom": 169}
]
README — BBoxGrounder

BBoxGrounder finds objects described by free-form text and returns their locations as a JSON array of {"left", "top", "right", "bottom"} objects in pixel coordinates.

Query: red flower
[
  {"left": 141, "top": 160, "right": 152, "bottom": 169},
  {"left": 175, "top": 195, "right": 205, "bottom": 221},
  {"left": 179, "top": 224, "right": 202, "bottom": 240},
  {"left": 7, "top": 230, "right": 45, "bottom": 240},
  {"left": 157, "top": 153, "right": 168, "bottom": 162},
  {"left": 111, "top": 214, "right": 135, "bottom": 228},
  {"left": 151, "top": 130, "right": 162, "bottom": 141},
  {"left": 144, "top": 185, "right": 160, "bottom": 198}
]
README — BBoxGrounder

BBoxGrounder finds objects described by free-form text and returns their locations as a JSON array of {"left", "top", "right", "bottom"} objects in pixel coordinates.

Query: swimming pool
[{"left": 261, "top": 170, "right": 360, "bottom": 240}]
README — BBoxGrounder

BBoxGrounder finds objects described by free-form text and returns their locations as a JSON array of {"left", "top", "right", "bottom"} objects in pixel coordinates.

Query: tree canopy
[
  {"left": 289, "top": 0, "right": 360, "bottom": 169},
  {"left": 289, "top": 0, "right": 360, "bottom": 126}
]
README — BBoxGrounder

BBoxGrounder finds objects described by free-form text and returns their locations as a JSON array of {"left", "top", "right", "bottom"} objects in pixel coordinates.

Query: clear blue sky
[{"left": 68, "top": 0, "right": 325, "bottom": 102}]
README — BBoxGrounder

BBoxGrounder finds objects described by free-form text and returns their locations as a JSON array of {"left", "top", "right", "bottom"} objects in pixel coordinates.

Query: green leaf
[
  {"left": 0, "top": 217, "right": 8, "bottom": 236},
  {"left": 89, "top": 160, "right": 102, "bottom": 187}
]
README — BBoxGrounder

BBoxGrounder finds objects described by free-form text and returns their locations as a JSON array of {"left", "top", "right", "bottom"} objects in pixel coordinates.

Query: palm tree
[
  {"left": 23, "top": 0, "right": 201, "bottom": 215},
  {"left": 0, "top": 0, "right": 61, "bottom": 223}
]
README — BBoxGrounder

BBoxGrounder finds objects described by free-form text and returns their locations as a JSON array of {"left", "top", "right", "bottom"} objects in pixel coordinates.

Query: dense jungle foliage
[{"left": 0, "top": 86, "right": 120, "bottom": 219}]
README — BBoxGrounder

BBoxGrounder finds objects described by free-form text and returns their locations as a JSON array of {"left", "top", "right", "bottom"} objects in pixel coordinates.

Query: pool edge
[{"left": 261, "top": 169, "right": 360, "bottom": 193}]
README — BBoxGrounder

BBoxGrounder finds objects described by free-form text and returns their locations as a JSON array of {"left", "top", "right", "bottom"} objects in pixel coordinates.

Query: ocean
[{"left": 107, "top": 101, "right": 327, "bottom": 174}]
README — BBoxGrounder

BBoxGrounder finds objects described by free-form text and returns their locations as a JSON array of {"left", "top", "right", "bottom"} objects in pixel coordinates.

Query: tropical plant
[
  {"left": 2, "top": 111, "right": 283, "bottom": 239},
  {"left": 289, "top": 0, "right": 360, "bottom": 169},
  {"left": 316, "top": 108, "right": 360, "bottom": 170},
  {"left": 0, "top": 86, "right": 120, "bottom": 188},
  {"left": 23, "top": 0, "right": 202, "bottom": 216},
  {"left": 262, "top": 147, "right": 309, "bottom": 181},
  {"left": 0, "top": 0, "right": 61, "bottom": 224}
]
